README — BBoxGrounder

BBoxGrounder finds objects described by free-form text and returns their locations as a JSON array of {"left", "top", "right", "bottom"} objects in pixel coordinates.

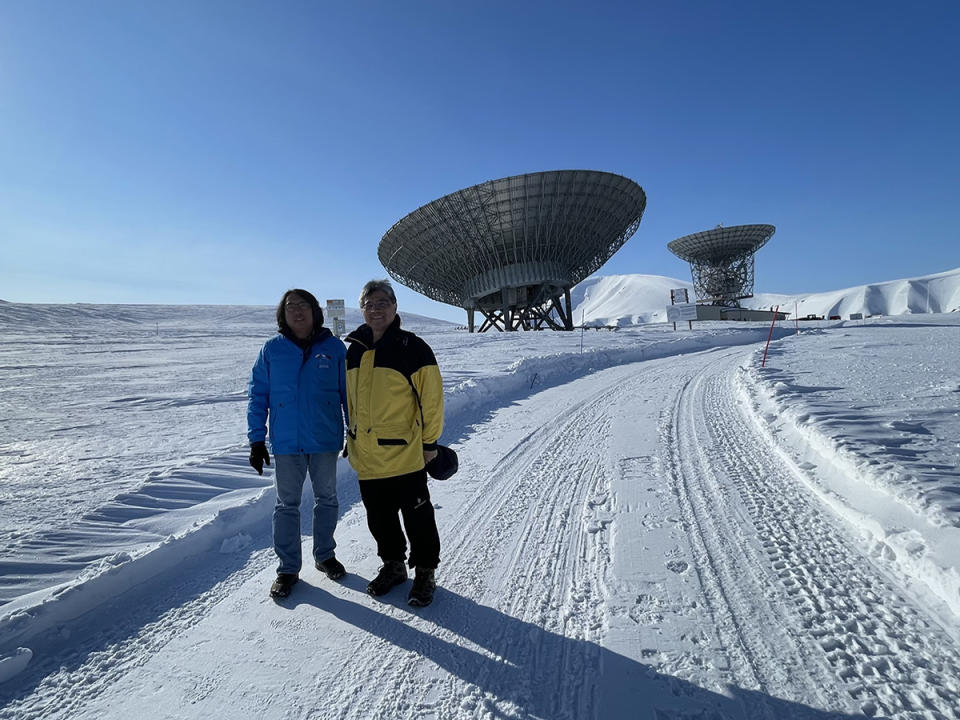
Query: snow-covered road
[{"left": 3, "top": 344, "right": 957, "bottom": 719}]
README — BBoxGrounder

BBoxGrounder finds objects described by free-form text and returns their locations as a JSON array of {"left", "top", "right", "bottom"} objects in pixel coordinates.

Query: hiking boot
[
  {"left": 269, "top": 573, "right": 299, "bottom": 598},
  {"left": 407, "top": 567, "right": 436, "bottom": 607},
  {"left": 367, "top": 560, "right": 407, "bottom": 596},
  {"left": 316, "top": 556, "right": 347, "bottom": 581}
]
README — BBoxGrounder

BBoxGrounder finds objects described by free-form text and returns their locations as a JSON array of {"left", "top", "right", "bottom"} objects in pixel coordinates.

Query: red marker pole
[{"left": 761, "top": 305, "right": 779, "bottom": 367}]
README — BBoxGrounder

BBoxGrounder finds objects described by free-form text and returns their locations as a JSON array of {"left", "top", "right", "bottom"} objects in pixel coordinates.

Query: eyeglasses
[
  {"left": 284, "top": 301, "right": 310, "bottom": 311},
  {"left": 362, "top": 299, "right": 393, "bottom": 311}
]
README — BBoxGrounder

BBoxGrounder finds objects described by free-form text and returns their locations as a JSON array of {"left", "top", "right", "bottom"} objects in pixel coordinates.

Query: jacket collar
[
  {"left": 281, "top": 325, "right": 331, "bottom": 349},
  {"left": 346, "top": 314, "right": 402, "bottom": 349}
]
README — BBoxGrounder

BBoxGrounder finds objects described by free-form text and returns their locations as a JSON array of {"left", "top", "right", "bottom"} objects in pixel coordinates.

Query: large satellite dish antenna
[{"left": 380, "top": 170, "right": 646, "bottom": 332}]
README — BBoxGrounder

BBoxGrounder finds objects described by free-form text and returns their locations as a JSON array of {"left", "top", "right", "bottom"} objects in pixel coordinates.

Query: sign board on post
[
  {"left": 669, "top": 289, "right": 694, "bottom": 330},
  {"left": 326, "top": 299, "right": 346, "bottom": 336},
  {"left": 666, "top": 303, "right": 697, "bottom": 322}
]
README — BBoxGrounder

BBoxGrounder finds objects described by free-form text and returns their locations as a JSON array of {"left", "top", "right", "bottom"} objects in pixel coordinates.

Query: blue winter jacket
[{"left": 246, "top": 328, "right": 348, "bottom": 455}]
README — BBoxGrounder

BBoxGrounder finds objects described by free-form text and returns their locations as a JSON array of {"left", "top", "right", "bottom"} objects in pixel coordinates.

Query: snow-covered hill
[
  {"left": 571, "top": 266, "right": 960, "bottom": 326},
  {"left": 570, "top": 274, "right": 691, "bottom": 326},
  {"left": 0, "top": 301, "right": 452, "bottom": 335},
  {"left": 747, "top": 266, "right": 960, "bottom": 319}
]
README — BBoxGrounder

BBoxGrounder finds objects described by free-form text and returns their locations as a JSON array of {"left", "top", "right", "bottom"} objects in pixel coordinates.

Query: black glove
[{"left": 249, "top": 441, "right": 270, "bottom": 475}]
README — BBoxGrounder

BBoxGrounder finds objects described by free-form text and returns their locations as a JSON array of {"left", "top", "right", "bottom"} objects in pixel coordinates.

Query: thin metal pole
[
  {"left": 761, "top": 305, "right": 779, "bottom": 367},
  {"left": 580, "top": 310, "right": 584, "bottom": 354}
]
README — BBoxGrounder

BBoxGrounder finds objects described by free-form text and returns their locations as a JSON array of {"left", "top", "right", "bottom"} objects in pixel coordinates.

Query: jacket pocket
[
  {"left": 312, "top": 390, "right": 341, "bottom": 426},
  {"left": 375, "top": 424, "right": 413, "bottom": 446},
  {"left": 372, "top": 425, "right": 416, "bottom": 472}
]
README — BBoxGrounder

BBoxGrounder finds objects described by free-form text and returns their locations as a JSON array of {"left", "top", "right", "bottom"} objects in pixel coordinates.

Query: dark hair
[{"left": 276, "top": 289, "right": 324, "bottom": 335}]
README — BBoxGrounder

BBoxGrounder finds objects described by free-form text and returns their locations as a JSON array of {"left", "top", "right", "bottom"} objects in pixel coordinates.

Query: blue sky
[{"left": 1, "top": 1, "right": 957, "bottom": 322}]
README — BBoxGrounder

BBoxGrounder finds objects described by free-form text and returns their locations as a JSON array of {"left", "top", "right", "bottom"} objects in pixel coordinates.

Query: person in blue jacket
[{"left": 247, "top": 289, "right": 349, "bottom": 599}]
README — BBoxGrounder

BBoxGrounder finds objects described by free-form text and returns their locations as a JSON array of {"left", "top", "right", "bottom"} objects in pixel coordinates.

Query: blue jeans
[{"left": 273, "top": 452, "right": 339, "bottom": 574}]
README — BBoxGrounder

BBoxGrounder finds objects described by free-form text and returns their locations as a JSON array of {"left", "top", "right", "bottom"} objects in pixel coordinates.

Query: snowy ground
[{"left": 0, "top": 303, "right": 958, "bottom": 719}]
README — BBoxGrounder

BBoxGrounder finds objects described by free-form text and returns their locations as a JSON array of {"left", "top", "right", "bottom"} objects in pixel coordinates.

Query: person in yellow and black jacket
[{"left": 344, "top": 279, "right": 444, "bottom": 607}]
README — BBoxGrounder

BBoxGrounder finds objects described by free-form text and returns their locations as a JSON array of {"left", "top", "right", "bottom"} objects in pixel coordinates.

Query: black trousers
[{"left": 358, "top": 469, "right": 441, "bottom": 569}]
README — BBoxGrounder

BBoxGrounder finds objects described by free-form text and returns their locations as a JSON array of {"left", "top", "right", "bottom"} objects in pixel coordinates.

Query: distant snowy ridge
[
  {"left": 0, "top": 302, "right": 454, "bottom": 333},
  {"left": 4, "top": 267, "right": 956, "bottom": 330},
  {"left": 747, "top": 266, "right": 960, "bottom": 319},
  {"left": 572, "top": 266, "right": 960, "bottom": 326}
]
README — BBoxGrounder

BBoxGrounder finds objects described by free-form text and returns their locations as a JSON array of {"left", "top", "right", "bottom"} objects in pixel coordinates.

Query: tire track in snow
[
  {"left": 663, "top": 348, "right": 960, "bottom": 719},
  {"left": 455, "top": 391, "right": 613, "bottom": 719},
  {"left": 320, "top": 367, "right": 639, "bottom": 720},
  {"left": 664, "top": 365, "right": 850, "bottom": 716}
]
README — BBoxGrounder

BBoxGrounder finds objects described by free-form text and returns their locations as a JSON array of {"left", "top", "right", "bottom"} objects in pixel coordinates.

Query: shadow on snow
[{"left": 281, "top": 580, "right": 861, "bottom": 720}]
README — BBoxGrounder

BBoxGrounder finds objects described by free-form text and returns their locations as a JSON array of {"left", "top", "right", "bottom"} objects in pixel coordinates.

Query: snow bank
[
  {"left": 441, "top": 327, "right": 786, "bottom": 421},
  {"left": 0, "top": 468, "right": 275, "bottom": 658},
  {"left": 739, "top": 319, "right": 960, "bottom": 619}
]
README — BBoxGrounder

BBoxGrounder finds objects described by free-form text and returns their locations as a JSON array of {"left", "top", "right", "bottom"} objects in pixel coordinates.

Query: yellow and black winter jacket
[{"left": 344, "top": 316, "right": 444, "bottom": 480}]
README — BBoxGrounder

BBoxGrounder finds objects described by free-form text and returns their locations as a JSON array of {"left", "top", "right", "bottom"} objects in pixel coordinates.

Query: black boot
[
  {"left": 316, "top": 556, "right": 347, "bottom": 580},
  {"left": 270, "top": 573, "right": 299, "bottom": 599},
  {"left": 367, "top": 560, "right": 407, "bottom": 596},
  {"left": 407, "top": 567, "right": 436, "bottom": 607}
]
